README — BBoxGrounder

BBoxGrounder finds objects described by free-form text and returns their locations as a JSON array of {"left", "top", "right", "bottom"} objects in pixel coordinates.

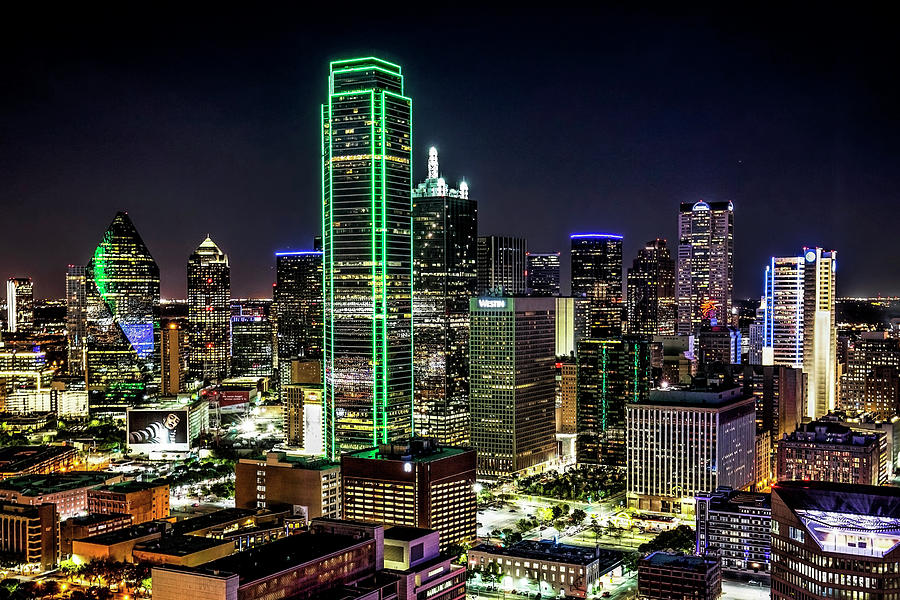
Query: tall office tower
[
  {"left": 771, "top": 482, "right": 900, "bottom": 600},
  {"left": 802, "top": 247, "right": 837, "bottom": 419},
  {"left": 469, "top": 297, "right": 557, "bottom": 478},
  {"left": 554, "top": 297, "right": 578, "bottom": 356},
  {"left": 412, "top": 147, "right": 477, "bottom": 445},
  {"left": 477, "top": 236, "right": 527, "bottom": 295},
  {"left": 626, "top": 384, "right": 755, "bottom": 514},
  {"left": 839, "top": 332, "right": 900, "bottom": 419},
  {"left": 230, "top": 304, "right": 274, "bottom": 379},
  {"left": 274, "top": 251, "right": 324, "bottom": 387},
  {"left": 676, "top": 200, "right": 734, "bottom": 335},
  {"left": 764, "top": 256, "right": 804, "bottom": 368},
  {"left": 160, "top": 318, "right": 188, "bottom": 395},
  {"left": 322, "top": 57, "right": 413, "bottom": 458},
  {"left": 526, "top": 252, "right": 561, "bottom": 297},
  {"left": 84, "top": 212, "right": 161, "bottom": 411},
  {"left": 187, "top": 236, "right": 230, "bottom": 383},
  {"left": 571, "top": 233, "right": 623, "bottom": 339},
  {"left": 626, "top": 239, "right": 676, "bottom": 337},
  {"left": 697, "top": 325, "right": 741, "bottom": 366},
  {"left": 555, "top": 357, "right": 577, "bottom": 434},
  {"left": 5, "top": 278, "right": 34, "bottom": 333},
  {"left": 576, "top": 337, "right": 651, "bottom": 467},
  {"left": 65, "top": 265, "right": 87, "bottom": 374}
]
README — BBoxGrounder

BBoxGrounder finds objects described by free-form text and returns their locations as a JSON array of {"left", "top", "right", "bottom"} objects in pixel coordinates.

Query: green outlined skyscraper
[{"left": 322, "top": 57, "right": 413, "bottom": 458}]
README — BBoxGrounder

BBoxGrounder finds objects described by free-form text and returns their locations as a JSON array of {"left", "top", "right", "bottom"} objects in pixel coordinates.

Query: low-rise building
[
  {"left": 61, "top": 513, "right": 133, "bottom": 556},
  {"left": 776, "top": 421, "right": 885, "bottom": 485},
  {"left": 342, "top": 438, "right": 477, "bottom": 550},
  {"left": 0, "top": 445, "right": 78, "bottom": 480},
  {"left": 0, "top": 502, "right": 59, "bottom": 571},
  {"left": 72, "top": 521, "right": 167, "bottom": 563},
  {"left": 383, "top": 526, "right": 466, "bottom": 600},
  {"left": 695, "top": 487, "right": 771, "bottom": 578},
  {"left": 132, "top": 535, "right": 235, "bottom": 567},
  {"left": 151, "top": 518, "right": 398, "bottom": 600},
  {"left": 87, "top": 480, "right": 169, "bottom": 524},
  {"left": 235, "top": 452, "right": 340, "bottom": 520},
  {"left": 0, "top": 471, "right": 123, "bottom": 518},
  {"left": 468, "top": 540, "right": 623, "bottom": 598},
  {"left": 637, "top": 552, "right": 721, "bottom": 600}
]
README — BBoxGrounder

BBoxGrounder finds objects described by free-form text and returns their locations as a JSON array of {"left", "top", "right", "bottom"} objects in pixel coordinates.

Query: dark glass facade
[
  {"left": 274, "top": 251, "right": 323, "bottom": 386},
  {"left": 477, "top": 236, "right": 527, "bottom": 296},
  {"left": 322, "top": 58, "right": 413, "bottom": 458},
  {"left": 626, "top": 238, "right": 675, "bottom": 337},
  {"left": 576, "top": 337, "right": 651, "bottom": 467},
  {"left": 570, "top": 234, "right": 623, "bottom": 339},
  {"left": 526, "top": 252, "right": 561, "bottom": 297},
  {"left": 83, "top": 212, "right": 160, "bottom": 413},
  {"left": 412, "top": 149, "right": 477, "bottom": 445}
]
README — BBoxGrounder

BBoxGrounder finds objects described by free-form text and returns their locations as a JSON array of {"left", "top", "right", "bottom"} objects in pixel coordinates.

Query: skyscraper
[
  {"left": 412, "top": 147, "right": 476, "bottom": 445},
  {"left": 160, "top": 318, "right": 187, "bottom": 395},
  {"left": 570, "top": 233, "right": 623, "bottom": 339},
  {"left": 477, "top": 236, "right": 527, "bottom": 295},
  {"left": 526, "top": 252, "right": 561, "bottom": 297},
  {"left": 274, "top": 251, "right": 323, "bottom": 387},
  {"left": 469, "top": 297, "right": 556, "bottom": 478},
  {"left": 6, "top": 278, "right": 33, "bottom": 333},
  {"left": 764, "top": 256, "right": 804, "bottom": 368},
  {"left": 83, "top": 211, "right": 160, "bottom": 412},
  {"left": 626, "top": 239, "right": 676, "bottom": 337},
  {"left": 676, "top": 201, "right": 734, "bottom": 335},
  {"left": 576, "top": 337, "right": 651, "bottom": 467},
  {"left": 802, "top": 247, "right": 836, "bottom": 419},
  {"left": 187, "top": 236, "right": 230, "bottom": 383},
  {"left": 322, "top": 57, "right": 413, "bottom": 458},
  {"left": 65, "top": 265, "right": 87, "bottom": 374}
]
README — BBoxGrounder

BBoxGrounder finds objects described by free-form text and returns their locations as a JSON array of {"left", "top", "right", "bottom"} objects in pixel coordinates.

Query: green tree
[
  {"left": 570, "top": 508, "right": 587, "bottom": 524},
  {"left": 638, "top": 525, "right": 696, "bottom": 554}
]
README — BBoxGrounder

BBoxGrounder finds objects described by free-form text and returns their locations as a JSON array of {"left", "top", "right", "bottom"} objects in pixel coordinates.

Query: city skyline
[{"left": 2, "top": 8, "right": 899, "bottom": 300}]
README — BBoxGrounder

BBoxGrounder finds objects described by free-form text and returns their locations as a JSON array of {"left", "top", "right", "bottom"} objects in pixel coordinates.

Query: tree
[
  {"left": 570, "top": 508, "right": 587, "bottom": 524},
  {"left": 39, "top": 580, "right": 60, "bottom": 599},
  {"left": 638, "top": 525, "right": 696, "bottom": 554},
  {"left": 590, "top": 518, "right": 602, "bottom": 540}
]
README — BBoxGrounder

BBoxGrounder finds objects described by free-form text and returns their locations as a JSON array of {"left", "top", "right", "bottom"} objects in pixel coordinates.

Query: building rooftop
[
  {"left": 91, "top": 480, "right": 168, "bottom": 494},
  {"left": 698, "top": 487, "right": 771, "bottom": 512},
  {"left": 77, "top": 521, "right": 166, "bottom": 545},
  {"left": 63, "top": 512, "right": 132, "bottom": 527},
  {"left": 171, "top": 508, "right": 259, "bottom": 536},
  {"left": 781, "top": 421, "right": 882, "bottom": 446},
  {"left": 134, "top": 534, "right": 233, "bottom": 557},
  {"left": 642, "top": 551, "right": 718, "bottom": 571},
  {"left": 0, "top": 445, "right": 76, "bottom": 473},
  {"left": 384, "top": 526, "right": 435, "bottom": 543},
  {"left": 187, "top": 531, "right": 374, "bottom": 584},
  {"left": 471, "top": 541, "right": 622, "bottom": 569},
  {"left": 345, "top": 439, "right": 471, "bottom": 463},
  {"left": 241, "top": 453, "right": 339, "bottom": 471},
  {"left": 643, "top": 385, "right": 754, "bottom": 409},
  {"left": 773, "top": 481, "right": 900, "bottom": 518},
  {"left": 0, "top": 471, "right": 117, "bottom": 495}
]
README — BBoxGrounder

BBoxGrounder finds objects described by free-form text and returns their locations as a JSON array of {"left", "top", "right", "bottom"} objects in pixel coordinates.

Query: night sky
[{"left": 2, "top": 6, "right": 898, "bottom": 300}]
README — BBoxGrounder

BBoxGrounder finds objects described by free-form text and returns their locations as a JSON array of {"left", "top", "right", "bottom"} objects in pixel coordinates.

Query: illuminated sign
[
  {"left": 477, "top": 298, "right": 506, "bottom": 309},
  {"left": 805, "top": 250, "right": 817, "bottom": 263}
]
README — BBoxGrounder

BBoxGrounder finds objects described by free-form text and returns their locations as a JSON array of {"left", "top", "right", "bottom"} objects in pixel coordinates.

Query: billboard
[{"left": 127, "top": 408, "right": 190, "bottom": 453}]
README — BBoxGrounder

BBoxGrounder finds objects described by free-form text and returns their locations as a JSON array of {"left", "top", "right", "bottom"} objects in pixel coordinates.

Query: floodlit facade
[
  {"left": 322, "top": 57, "right": 413, "bottom": 458},
  {"left": 187, "top": 236, "right": 230, "bottom": 382},
  {"left": 626, "top": 385, "right": 756, "bottom": 514},
  {"left": 676, "top": 200, "right": 734, "bottom": 335},
  {"left": 764, "top": 256, "right": 804, "bottom": 368},
  {"left": 839, "top": 332, "right": 900, "bottom": 418},
  {"left": 802, "top": 247, "right": 837, "bottom": 419},
  {"left": 412, "top": 147, "right": 477, "bottom": 445},
  {"left": 6, "top": 277, "right": 33, "bottom": 333},
  {"left": 469, "top": 297, "right": 556, "bottom": 478},
  {"left": 695, "top": 488, "right": 771, "bottom": 578},
  {"left": 571, "top": 233, "right": 623, "bottom": 339},
  {"left": 626, "top": 239, "right": 676, "bottom": 336}
]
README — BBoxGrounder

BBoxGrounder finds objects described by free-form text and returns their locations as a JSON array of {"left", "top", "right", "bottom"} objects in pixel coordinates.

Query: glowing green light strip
[
  {"left": 331, "top": 56, "right": 402, "bottom": 73},
  {"left": 370, "top": 89, "right": 378, "bottom": 448},
  {"left": 379, "top": 90, "right": 388, "bottom": 444}
]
